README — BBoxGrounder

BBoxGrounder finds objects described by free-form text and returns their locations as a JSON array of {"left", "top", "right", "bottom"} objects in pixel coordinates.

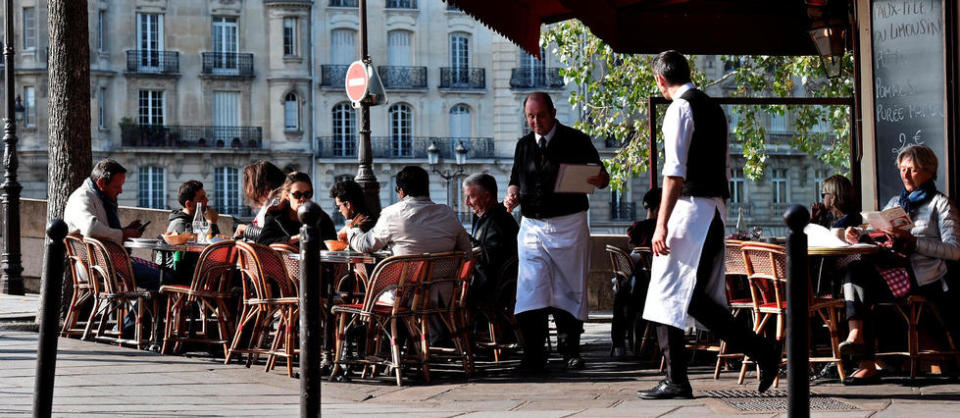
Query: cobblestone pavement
[{"left": 2, "top": 320, "right": 959, "bottom": 417}]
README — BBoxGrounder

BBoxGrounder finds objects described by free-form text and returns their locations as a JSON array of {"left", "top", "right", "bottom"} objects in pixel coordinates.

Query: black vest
[{"left": 679, "top": 88, "right": 730, "bottom": 199}]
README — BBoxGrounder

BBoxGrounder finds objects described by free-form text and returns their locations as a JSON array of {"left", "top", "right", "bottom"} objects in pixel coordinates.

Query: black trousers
[
  {"left": 657, "top": 210, "right": 769, "bottom": 384},
  {"left": 612, "top": 263, "right": 649, "bottom": 350},
  {"left": 517, "top": 307, "right": 583, "bottom": 368}
]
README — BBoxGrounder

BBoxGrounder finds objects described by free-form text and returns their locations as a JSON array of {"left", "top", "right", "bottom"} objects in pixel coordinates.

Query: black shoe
[
  {"left": 842, "top": 369, "right": 881, "bottom": 386},
  {"left": 757, "top": 340, "right": 783, "bottom": 393},
  {"left": 565, "top": 355, "right": 585, "bottom": 370},
  {"left": 838, "top": 340, "right": 867, "bottom": 356},
  {"left": 636, "top": 379, "right": 693, "bottom": 400}
]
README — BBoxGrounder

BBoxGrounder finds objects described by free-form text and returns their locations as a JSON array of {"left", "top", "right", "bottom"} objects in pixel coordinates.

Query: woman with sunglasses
[
  {"left": 257, "top": 171, "right": 337, "bottom": 247},
  {"left": 811, "top": 174, "right": 862, "bottom": 230}
]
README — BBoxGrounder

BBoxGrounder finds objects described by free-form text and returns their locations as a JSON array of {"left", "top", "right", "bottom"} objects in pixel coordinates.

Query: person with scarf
[
  {"left": 838, "top": 145, "right": 960, "bottom": 384},
  {"left": 811, "top": 174, "right": 863, "bottom": 230},
  {"left": 64, "top": 158, "right": 165, "bottom": 290}
]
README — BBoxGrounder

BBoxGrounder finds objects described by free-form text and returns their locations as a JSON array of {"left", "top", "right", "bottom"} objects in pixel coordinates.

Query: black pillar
[
  {"left": 1, "top": 0, "right": 24, "bottom": 295},
  {"left": 784, "top": 205, "right": 810, "bottom": 418},
  {"left": 33, "top": 220, "right": 68, "bottom": 418},
  {"left": 298, "top": 202, "right": 322, "bottom": 418}
]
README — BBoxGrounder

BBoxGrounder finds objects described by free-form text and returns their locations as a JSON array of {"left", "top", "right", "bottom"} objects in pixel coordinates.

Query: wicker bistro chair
[
  {"left": 416, "top": 252, "right": 472, "bottom": 379},
  {"left": 330, "top": 254, "right": 430, "bottom": 386},
  {"left": 83, "top": 237, "right": 159, "bottom": 349},
  {"left": 159, "top": 240, "right": 238, "bottom": 357},
  {"left": 62, "top": 234, "right": 95, "bottom": 338},
  {"left": 737, "top": 241, "right": 846, "bottom": 386},
  {"left": 606, "top": 244, "right": 656, "bottom": 357},
  {"left": 226, "top": 242, "right": 299, "bottom": 377},
  {"left": 874, "top": 295, "right": 960, "bottom": 379},
  {"left": 714, "top": 239, "right": 760, "bottom": 379}
]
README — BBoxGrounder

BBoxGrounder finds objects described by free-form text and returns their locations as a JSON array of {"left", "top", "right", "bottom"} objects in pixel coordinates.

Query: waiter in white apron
[
  {"left": 504, "top": 92, "right": 609, "bottom": 373},
  {"left": 638, "top": 51, "right": 781, "bottom": 400}
]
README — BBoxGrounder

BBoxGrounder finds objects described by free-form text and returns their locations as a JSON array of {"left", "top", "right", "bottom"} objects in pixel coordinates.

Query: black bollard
[
  {"left": 783, "top": 205, "right": 810, "bottom": 418},
  {"left": 298, "top": 202, "right": 322, "bottom": 418},
  {"left": 33, "top": 220, "right": 69, "bottom": 418}
]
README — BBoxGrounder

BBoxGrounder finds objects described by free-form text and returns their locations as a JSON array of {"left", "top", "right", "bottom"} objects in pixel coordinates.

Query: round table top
[
  {"left": 285, "top": 250, "right": 378, "bottom": 264},
  {"left": 807, "top": 243, "right": 879, "bottom": 256},
  {"left": 124, "top": 239, "right": 209, "bottom": 252}
]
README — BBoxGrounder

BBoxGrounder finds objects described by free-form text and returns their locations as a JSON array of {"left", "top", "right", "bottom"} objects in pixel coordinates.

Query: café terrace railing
[
  {"left": 509, "top": 67, "right": 565, "bottom": 89},
  {"left": 120, "top": 124, "right": 263, "bottom": 149},
  {"left": 125, "top": 50, "right": 180, "bottom": 74},
  {"left": 201, "top": 52, "right": 255, "bottom": 77},
  {"left": 377, "top": 66, "right": 428, "bottom": 89},
  {"left": 316, "top": 136, "right": 494, "bottom": 159}
]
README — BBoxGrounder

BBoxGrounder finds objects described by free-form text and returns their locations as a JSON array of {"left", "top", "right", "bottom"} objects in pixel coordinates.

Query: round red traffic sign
[{"left": 345, "top": 61, "right": 368, "bottom": 103}]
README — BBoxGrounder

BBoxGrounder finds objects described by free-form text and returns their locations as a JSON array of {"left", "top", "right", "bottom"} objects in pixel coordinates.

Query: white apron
[
  {"left": 642, "top": 196, "right": 728, "bottom": 330},
  {"left": 515, "top": 211, "right": 590, "bottom": 321}
]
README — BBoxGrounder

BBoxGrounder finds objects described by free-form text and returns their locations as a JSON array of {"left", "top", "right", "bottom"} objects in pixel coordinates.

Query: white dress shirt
[
  {"left": 347, "top": 195, "right": 473, "bottom": 256},
  {"left": 661, "top": 82, "right": 731, "bottom": 181}
]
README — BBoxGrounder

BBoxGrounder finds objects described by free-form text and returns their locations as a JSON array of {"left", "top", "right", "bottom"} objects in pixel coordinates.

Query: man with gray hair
[{"left": 462, "top": 173, "right": 519, "bottom": 310}]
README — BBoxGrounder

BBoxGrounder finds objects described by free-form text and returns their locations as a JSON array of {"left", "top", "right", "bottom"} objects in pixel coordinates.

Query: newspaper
[{"left": 860, "top": 206, "right": 914, "bottom": 231}]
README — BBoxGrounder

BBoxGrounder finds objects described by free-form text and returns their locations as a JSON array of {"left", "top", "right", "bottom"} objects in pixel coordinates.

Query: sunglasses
[{"left": 291, "top": 190, "right": 313, "bottom": 200}]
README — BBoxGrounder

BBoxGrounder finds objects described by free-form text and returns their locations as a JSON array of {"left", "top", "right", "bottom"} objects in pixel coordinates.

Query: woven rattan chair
[
  {"left": 714, "top": 239, "right": 759, "bottom": 379},
  {"left": 62, "top": 233, "right": 95, "bottom": 338},
  {"left": 473, "top": 255, "right": 521, "bottom": 362},
  {"left": 159, "top": 240, "right": 238, "bottom": 357},
  {"left": 738, "top": 241, "right": 846, "bottom": 386},
  {"left": 606, "top": 244, "right": 655, "bottom": 357},
  {"left": 84, "top": 237, "right": 159, "bottom": 349},
  {"left": 417, "top": 252, "right": 472, "bottom": 379},
  {"left": 875, "top": 295, "right": 960, "bottom": 378}
]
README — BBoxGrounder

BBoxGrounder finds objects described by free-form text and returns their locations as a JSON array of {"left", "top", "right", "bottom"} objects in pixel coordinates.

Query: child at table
[{"left": 163, "top": 180, "right": 221, "bottom": 284}]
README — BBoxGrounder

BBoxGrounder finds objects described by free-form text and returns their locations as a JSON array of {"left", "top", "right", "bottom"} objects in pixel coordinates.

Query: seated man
[
  {"left": 330, "top": 179, "right": 377, "bottom": 241},
  {"left": 462, "top": 173, "right": 519, "bottom": 309},
  {"left": 164, "top": 180, "right": 220, "bottom": 284},
  {"left": 64, "top": 158, "right": 165, "bottom": 290},
  {"left": 613, "top": 187, "right": 661, "bottom": 357}
]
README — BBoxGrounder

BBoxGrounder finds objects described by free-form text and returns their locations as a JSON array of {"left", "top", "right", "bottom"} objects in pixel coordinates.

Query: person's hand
[
  {"left": 586, "top": 170, "right": 610, "bottom": 188},
  {"left": 504, "top": 186, "right": 519, "bottom": 212},
  {"left": 233, "top": 224, "right": 247, "bottom": 239},
  {"left": 883, "top": 228, "right": 916, "bottom": 250},
  {"left": 288, "top": 234, "right": 301, "bottom": 245},
  {"left": 348, "top": 215, "right": 368, "bottom": 228},
  {"left": 844, "top": 227, "right": 861, "bottom": 244},
  {"left": 337, "top": 230, "right": 348, "bottom": 242},
  {"left": 122, "top": 227, "right": 143, "bottom": 240},
  {"left": 652, "top": 224, "right": 670, "bottom": 256},
  {"left": 811, "top": 202, "right": 826, "bottom": 222},
  {"left": 204, "top": 206, "right": 219, "bottom": 224}
]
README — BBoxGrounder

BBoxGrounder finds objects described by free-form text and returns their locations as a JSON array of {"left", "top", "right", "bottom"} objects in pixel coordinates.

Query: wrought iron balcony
[
  {"left": 609, "top": 201, "right": 637, "bottom": 222},
  {"left": 320, "top": 64, "right": 349, "bottom": 87},
  {"left": 120, "top": 124, "right": 263, "bottom": 148},
  {"left": 509, "top": 67, "right": 565, "bottom": 89},
  {"left": 329, "top": 0, "right": 358, "bottom": 6},
  {"left": 386, "top": 0, "right": 416, "bottom": 9},
  {"left": 201, "top": 52, "right": 254, "bottom": 77},
  {"left": 439, "top": 67, "right": 485, "bottom": 90},
  {"left": 316, "top": 136, "right": 495, "bottom": 159},
  {"left": 126, "top": 50, "right": 179, "bottom": 74},
  {"left": 377, "top": 66, "right": 427, "bottom": 89}
]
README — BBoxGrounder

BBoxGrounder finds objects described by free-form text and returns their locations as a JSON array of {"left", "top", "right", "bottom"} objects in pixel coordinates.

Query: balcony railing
[
  {"left": 320, "top": 64, "right": 349, "bottom": 87},
  {"left": 316, "top": 136, "right": 495, "bottom": 159},
  {"left": 439, "top": 67, "right": 485, "bottom": 90},
  {"left": 329, "top": 0, "right": 358, "bottom": 6},
  {"left": 609, "top": 202, "right": 637, "bottom": 222},
  {"left": 201, "top": 52, "right": 254, "bottom": 77},
  {"left": 120, "top": 124, "right": 263, "bottom": 148},
  {"left": 386, "top": 0, "right": 416, "bottom": 9},
  {"left": 509, "top": 67, "right": 565, "bottom": 89},
  {"left": 377, "top": 66, "right": 427, "bottom": 89},
  {"left": 126, "top": 50, "right": 179, "bottom": 74}
]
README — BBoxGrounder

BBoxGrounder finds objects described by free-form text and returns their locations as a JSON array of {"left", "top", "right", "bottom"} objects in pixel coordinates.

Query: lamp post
[
  {"left": 355, "top": 0, "right": 382, "bottom": 217},
  {"left": 2, "top": 1, "right": 25, "bottom": 295},
  {"left": 805, "top": 0, "right": 848, "bottom": 78},
  {"left": 427, "top": 140, "right": 468, "bottom": 212}
]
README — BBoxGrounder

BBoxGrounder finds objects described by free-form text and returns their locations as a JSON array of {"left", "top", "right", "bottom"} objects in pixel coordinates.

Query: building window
[
  {"left": 215, "top": 167, "right": 242, "bottom": 216},
  {"left": 389, "top": 103, "right": 412, "bottom": 157},
  {"left": 330, "top": 29, "right": 356, "bottom": 65},
  {"left": 814, "top": 169, "right": 829, "bottom": 202},
  {"left": 212, "top": 17, "right": 239, "bottom": 73},
  {"left": 771, "top": 168, "right": 789, "bottom": 204},
  {"left": 23, "top": 7, "right": 36, "bottom": 51},
  {"left": 449, "top": 104, "right": 470, "bottom": 138},
  {"left": 138, "top": 90, "right": 164, "bottom": 126},
  {"left": 729, "top": 168, "right": 746, "bottom": 204},
  {"left": 138, "top": 166, "right": 166, "bottom": 209},
  {"left": 137, "top": 13, "right": 164, "bottom": 71},
  {"left": 332, "top": 102, "right": 356, "bottom": 156},
  {"left": 98, "top": 87, "right": 107, "bottom": 129},
  {"left": 283, "top": 17, "right": 297, "bottom": 56},
  {"left": 23, "top": 86, "right": 35, "bottom": 128},
  {"left": 386, "top": 30, "right": 412, "bottom": 66},
  {"left": 450, "top": 33, "right": 470, "bottom": 83},
  {"left": 284, "top": 92, "right": 299, "bottom": 131},
  {"left": 97, "top": 10, "right": 106, "bottom": 53}
]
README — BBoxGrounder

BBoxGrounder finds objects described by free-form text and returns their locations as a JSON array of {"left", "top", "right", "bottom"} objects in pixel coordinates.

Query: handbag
[{"left": 865, "top": 231, "right": 912, "bottom": 297}]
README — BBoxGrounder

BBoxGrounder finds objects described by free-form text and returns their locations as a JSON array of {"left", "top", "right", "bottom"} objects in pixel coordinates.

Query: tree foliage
[{"left": 543, "top": 21, "right": 855, "bottom": 189}]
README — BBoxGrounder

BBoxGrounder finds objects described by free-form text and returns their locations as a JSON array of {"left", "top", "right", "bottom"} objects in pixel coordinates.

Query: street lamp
[
  {"left": 2, "top": 2, "right": 24, "bottom": 295},
  {"left": 14, "top": 96, "right": 25, "bottom": 124},
  {"left": 427, "top": 140, "right": 468, "bottom": 179},
  {"left": 805, "top": 0, "right": 847, "bottom": 78}
]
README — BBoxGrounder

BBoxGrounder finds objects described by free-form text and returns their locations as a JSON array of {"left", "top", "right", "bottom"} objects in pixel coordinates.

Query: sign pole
[{"left": 355, "top": 0, "right": 381, "bottom": 217}]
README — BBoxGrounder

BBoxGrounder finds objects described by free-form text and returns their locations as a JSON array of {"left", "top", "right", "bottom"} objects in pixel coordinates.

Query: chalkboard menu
[{"left": 872, "top": 0, "right": 947, "bottom": 205}]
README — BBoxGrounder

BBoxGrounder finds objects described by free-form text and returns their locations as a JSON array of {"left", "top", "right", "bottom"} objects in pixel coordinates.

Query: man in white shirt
[{"left": 638, "top": 51, "right": 780, "bottom": 399}]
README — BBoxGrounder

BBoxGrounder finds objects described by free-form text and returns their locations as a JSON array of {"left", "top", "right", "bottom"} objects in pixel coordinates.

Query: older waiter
[
  {"left": 638, "top": 50, "right": 781, "bottom": 399},
  {"left": 504, "top": 92, "right": 609, "bottom": 373}
]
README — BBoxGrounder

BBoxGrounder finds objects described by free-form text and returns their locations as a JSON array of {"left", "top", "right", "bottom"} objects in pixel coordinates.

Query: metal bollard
[
  {"left": 298, "top": 202, "right": 322, "bottom": 418},
  {"left": 33, "top": 220, "right": 69, "bottom": 418},
  {"left": 783, "top": 205, "right": 810, "bottom": 418}
]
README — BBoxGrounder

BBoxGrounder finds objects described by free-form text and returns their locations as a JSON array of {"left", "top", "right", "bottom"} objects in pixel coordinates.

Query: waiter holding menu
[{"left": 504, "top": 91, "right": 609, "bottom": 373}]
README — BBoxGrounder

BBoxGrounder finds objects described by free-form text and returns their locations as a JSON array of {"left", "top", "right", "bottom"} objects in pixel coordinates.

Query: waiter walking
[
  {"left": 638, "top": 51, "right": 781, "bottom": 399},
  {"left": 504, "top": 92, "right": 609, "bottom": 373}
]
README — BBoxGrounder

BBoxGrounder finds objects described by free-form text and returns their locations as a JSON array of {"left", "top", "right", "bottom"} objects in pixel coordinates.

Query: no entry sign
[{"left": 345, "top": 61, "right": 368, "bottom": 103}]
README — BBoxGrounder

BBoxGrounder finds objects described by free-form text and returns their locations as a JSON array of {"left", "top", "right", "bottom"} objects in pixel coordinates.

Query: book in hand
[
  {"left": 861, "top": 206, "right": 914, "bottom": 231},
  {"left": 554, "top": 163, "right": 602, "bottom": 194}
]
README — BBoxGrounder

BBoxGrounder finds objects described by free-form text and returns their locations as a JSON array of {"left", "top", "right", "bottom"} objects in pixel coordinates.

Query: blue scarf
[
  {"left": 87, "top": 178, "right": 121, "bottom": 229},
  {"left": 898, "top": 180, "right": 937, "bottom": 215}
]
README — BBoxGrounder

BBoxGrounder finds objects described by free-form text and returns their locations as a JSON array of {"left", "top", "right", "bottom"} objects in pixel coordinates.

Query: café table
[{"left": 808, "top": 243, "right": 879, "bottom": 295}]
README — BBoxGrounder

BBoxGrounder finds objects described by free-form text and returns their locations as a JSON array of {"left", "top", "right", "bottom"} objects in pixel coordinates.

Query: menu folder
[{"left": 554, "top": 163, "right": 601, "bottom": 194}]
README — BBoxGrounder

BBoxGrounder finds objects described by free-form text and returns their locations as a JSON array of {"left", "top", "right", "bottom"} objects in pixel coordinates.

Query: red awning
[{"left": 447, "top": 0, "right": 847, "bottom": 58}]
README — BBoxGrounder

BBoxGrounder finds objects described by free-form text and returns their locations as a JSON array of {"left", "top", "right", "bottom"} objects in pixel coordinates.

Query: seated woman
[
  {"left": 811, "top": 174, "right": 863, "bottom": 230},
  {"left": 257, "top": 172, "right": 337, "bottom": 247},
  {"left": 233, "top": 160, "right": 286, "bottom": 241},
  {"left": 329, "top": 179, "right": 377, "bottom": 242},
  {"left": 839, "top": 145, "right": 960, "bottom": 385}
]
